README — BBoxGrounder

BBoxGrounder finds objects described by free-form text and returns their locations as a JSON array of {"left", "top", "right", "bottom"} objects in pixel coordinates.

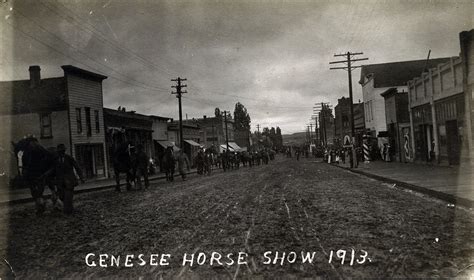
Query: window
[
  {"left": 342, "top": 115, "right": 349, "bottom": 128},
  {"left": 40, "top": 113, "right": 52, "bottom": 138},
  {"left": 94, "top": 110, "right": 100, "bottom": 133},
  {"left": 85, "top": 107, "right": 92, "bottom": 136},
  {"left": 76, "top": 108, "right": 82, "bottom": 133}
]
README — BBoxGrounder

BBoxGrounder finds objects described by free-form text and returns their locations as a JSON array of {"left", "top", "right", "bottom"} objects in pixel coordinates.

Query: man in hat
[{"left": 51, "top": 144, "right": 84, "bottom": 214}]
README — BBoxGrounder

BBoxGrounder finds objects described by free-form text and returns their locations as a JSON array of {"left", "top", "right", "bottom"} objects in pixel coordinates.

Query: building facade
[
  {"left": 359, "top": 58, "right": 451, "bottom": 142},
  {"left": 408, "top": 57, "right": 466, "bottom": 165},
  {"left": 0, "top": 65, "right": 109, "bottom": 180},
  {"left": 104, "top": 108, "right": 154, "bottom": 175},
  {"left": 334, "top": 97, "right": 365, "bottom": 146},
  {"left": 191, "top": 114, "right": 235, "bottom": 149},
  {"left": 460, "top": 29, "right": 474, "bottom": 162},
  {"left": 381, "top": 88, "right": 410, "bottom": 162}
]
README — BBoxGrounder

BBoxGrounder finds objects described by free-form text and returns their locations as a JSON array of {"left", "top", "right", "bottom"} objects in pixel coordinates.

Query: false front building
[{"left": 0, "top": 65, "right": 109, "bottom": 180}]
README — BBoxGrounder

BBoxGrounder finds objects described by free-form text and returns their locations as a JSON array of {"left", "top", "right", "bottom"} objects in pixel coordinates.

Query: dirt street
[{"left": 1, "top": 155, "right": 473, "bottom": 279}]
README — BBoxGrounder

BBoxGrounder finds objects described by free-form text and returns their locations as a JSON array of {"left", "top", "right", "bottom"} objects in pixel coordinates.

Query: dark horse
[
  {"left": 12, "top": 136, "right": 57, "bottom": 214},
  {"left": 112, "top": 142, "right": 134, "bottom": 191},
  {"left": 161, "top": 146, "right": 175, "bottom": 181}
]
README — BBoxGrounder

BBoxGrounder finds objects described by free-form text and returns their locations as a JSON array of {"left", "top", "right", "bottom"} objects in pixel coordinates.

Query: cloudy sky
[{"left": 1, "top": 0, "right": 472, "bottom": 134}]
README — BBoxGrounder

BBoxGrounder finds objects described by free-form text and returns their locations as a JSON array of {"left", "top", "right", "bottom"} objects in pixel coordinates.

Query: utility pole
[
  {"left": 211, "top": 123, "right": 216, "bottom": 147},
  {"left": 306, "top": 125, "right": 311, "bottom": 143},
  {"left": 330, "top": 51, "right": 368, "bottom": 168},
  {"left": 314, "top": 102, "right": 331, "bottom": 147},
  {"left": 171, "top": 77, "right": 187, "bottom": 149},
  {"left": 223, "top": 110, "right": 230, "bottom": 151},
  {"left": 311, "top": 115, "right": 318, "bottom": 146},
  {"left": 309, "top": 123, "right": 313, "bottom": 144}
]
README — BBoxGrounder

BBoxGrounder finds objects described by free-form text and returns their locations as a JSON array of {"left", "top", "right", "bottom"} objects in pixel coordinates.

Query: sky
[{"left": 0, "top": 0, "right": 472, "bottom": 134}]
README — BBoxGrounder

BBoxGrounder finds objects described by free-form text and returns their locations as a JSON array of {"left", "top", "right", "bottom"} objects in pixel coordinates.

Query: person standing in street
[
  {"left": 177, "top": 150, "right": 190, "bottom": 181},
  {"left": 134, "top": 144, "right": 149, "bottom": 189},
  {"left": 49, "top": 144, "right": 84, "bottom": 215}
]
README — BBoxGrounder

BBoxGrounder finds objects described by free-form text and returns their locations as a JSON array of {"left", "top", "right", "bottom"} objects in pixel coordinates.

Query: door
[
  {"left": 76, "top": 145, "right": 95, "bottom": 179},
  {"left": 446, "top": 120, "right": 460, "bottom": 165}
]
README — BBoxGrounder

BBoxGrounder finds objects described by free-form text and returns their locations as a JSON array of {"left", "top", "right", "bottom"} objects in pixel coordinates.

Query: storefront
[
  {"left": 435, "top": 93, "right": 466, "bottom": 165},
  {"left": 412, "top": 104, "right": 434, "bottom": 162},
  {"left": 75, "top": 143, "right": 106, "bottom": 179}
]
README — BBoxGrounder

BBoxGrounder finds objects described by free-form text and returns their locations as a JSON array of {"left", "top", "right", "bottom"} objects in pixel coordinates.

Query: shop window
[{"left": 40, "top": 113, "right": 52, "bottom": 138}]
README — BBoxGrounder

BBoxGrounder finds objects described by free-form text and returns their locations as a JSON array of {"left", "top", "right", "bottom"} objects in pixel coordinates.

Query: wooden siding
[
  {"left": 0, "top": 110, "right": 70, "bottom": 178},
  {"left": 66, "top": 73, "right": 108, "bottom": 177}
]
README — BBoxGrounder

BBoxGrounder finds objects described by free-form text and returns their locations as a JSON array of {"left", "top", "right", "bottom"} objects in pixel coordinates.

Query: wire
[
  {"left": 11, "top": 6, "right": 171, "bottom": 92},
  {"left": 3, "top": 18, "right": 170, "bottom": 95},
  {"left": 38, "top": 0, "right": 175, "bottom": 77}
]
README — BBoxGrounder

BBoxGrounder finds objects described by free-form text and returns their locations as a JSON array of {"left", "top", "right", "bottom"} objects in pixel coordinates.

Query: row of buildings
[
  {"left": 0, "top": 66, "right": 249, "bottom": 181},
  {"left": 318, "top": 29, "right": 473, "bottom": 166}
]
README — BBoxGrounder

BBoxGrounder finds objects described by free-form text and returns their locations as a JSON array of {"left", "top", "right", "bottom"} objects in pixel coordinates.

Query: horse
[
  {"left": 12, "top": 136, "right": 57, "bottom": 214},
  {"left": 112, "top": 142, "right": 134, "bottom": 191},
  {"left": 161, "top": 146, "right": 175, "bottom": 181}
]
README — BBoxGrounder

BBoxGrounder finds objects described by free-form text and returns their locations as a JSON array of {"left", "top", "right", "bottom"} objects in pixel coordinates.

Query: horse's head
[{"left": 11, "top": 136, "right": 39, "bottom": 175}]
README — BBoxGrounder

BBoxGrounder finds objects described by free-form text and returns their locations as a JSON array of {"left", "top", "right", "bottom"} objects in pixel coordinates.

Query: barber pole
[{"left": 363, "top": 135, "right": 370, "bottom": 163}]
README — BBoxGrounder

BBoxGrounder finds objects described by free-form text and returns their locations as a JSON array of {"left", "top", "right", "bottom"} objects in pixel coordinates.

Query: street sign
[{"left": 343, "top": 135, "right": 352, "bottom": 147}]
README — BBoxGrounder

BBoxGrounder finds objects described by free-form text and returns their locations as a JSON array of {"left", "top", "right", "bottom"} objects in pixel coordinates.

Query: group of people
[
  {"left": 15, "top": 135, "right": 280, "bottom": 215},
  {"left": 194, "top": 147, "right": 276, "bottom": 174},
  {"left": 113, "top": 143, "right": 151, "bottom": 192}
]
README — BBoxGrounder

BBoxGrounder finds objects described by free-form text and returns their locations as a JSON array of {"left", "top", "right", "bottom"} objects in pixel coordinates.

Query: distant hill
[{"left": 282, "top": 132, "right": 307, "bottom": 145}]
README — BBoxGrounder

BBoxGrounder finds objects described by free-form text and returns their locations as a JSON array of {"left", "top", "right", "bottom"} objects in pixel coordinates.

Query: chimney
[{"left": 29, "top": 65, "right": 41, "bottom": 88}]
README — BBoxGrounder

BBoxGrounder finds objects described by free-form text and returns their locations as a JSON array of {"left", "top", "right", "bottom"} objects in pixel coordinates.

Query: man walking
[
  {"left": 177, "top": 150, "right": 190, "bottom": 181},
  {"left": 51, "top": 144, "right": 84, "bottom": 215},
  {"left": 134, "top": 144, "right": 149, "bottom": 189}
]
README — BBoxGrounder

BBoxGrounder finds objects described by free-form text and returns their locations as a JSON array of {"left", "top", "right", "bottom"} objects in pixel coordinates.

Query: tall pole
[
  {"left": 321, "top": 103, "right": 327, "bottom": 147},
  {"left": 315, "top": 116, "right": 318, "bottom": 145},
  {"left": 224, "top": 110, "right": 229, "bottom": 151},
  {"left": 330, "top": 51, "right": 368, "bottom": 168},
  {"left": 212, "top": 123, "right": 216, "bottom": 147},
  {"left": 313, "top": 102, "right": 331, "bottom": 147},
  {"left": 347, "top": 52, "right": 356, "bottom": 145},
  {"left": 171, "top": 77, "right": 187, "bottom": 149}
]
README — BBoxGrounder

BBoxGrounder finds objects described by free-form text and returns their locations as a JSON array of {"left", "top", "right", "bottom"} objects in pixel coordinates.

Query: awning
[
  {"left": 220, "top": 144, "right": 235, "bottom": 153},
  {"left": 156, "top": 140, "right": 180, "bottom": 152},
  {"left": 184, "top": 139, "right": 201, "bottom": 147},
  {"left": 228, "top": 142, "right": 242, "bottom": 152}
]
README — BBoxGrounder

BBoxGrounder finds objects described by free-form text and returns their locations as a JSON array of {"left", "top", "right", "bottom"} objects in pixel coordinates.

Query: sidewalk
[
  {"left": 0, "top": 168, "right": 199, "bottom": 205},
  {"left": 335, "top": 159, "right": 474, "bottom": 208}
]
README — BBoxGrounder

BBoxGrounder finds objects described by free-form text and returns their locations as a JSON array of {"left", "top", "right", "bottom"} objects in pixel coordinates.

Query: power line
[
  {"left": 37, "top": 0, "right": 175, "bottom": 77},
  {"left": 10, "top": 6, "right": 170, "bottom": 92},
  {"left": 3, "top": 18, "right": 170, "bottom": 94},
  {"left": 330, "top": 51, "right": 368, "bottom": 168}
]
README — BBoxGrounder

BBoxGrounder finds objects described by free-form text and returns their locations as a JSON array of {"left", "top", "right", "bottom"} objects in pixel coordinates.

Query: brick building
[
  {"left": 191, "top": 114, "right": 235, "bottom": 150},
  {"left": 334, "top": 97, "right": 365, "bottom": 147}
]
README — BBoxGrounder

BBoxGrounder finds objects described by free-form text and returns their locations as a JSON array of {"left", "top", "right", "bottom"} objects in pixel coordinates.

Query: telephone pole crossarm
[
  {"left": 171, "top": 77, "right": 188, "bottom": 149},
  {"left": 329, "top": 51, "right": 369, "bottom": 168}
]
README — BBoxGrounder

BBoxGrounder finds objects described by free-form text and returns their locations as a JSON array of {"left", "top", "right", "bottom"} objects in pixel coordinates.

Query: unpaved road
[{"left": 0, "top": 156, "right": 473, "bottom": 279}]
